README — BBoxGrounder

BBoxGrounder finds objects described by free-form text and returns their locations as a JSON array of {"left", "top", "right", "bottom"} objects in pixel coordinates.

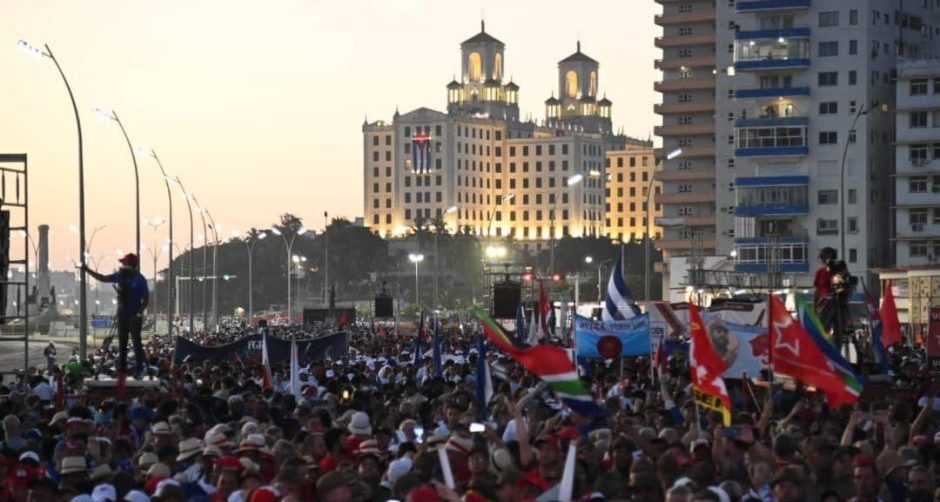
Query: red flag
[
  {"left": 880, "top": 281, "right": 902, "bottom": 347},
  {"left": 689, "top": 303, "right": 732, "bottom": 426},
  {"left": 768, "top": 294, "right": 855, "bottom": 408},
  {"left": 539, "top": 281, "right": 550, "bottom": 334},
  {"left": 339, "top": 310, "right": 348, "bottom": 327},
  {"left": 652, "top": 337, "right": 667, "bottom": 376}
]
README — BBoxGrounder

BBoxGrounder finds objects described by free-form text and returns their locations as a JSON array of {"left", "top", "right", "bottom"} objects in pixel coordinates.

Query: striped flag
[
  {"left": 432, "top": 315, "right": 443, "bottom": 378},
  {"left": 862, "top": 281, "right": 892, "bottom": 374},
  {"left": 795, "top": 295, "right": 864, "bottom": 399},
  {"left": 472, "top": 306, "right": 607, "bottom": 417},
  {"left": 261, "top": 333, "right": 273, "bottom": 391},
  {"left": 602, "top": 253, "right": 640, "bottom": 321},
  {"left": 491, "top": 361, "right": 510, "bottom": 382}
]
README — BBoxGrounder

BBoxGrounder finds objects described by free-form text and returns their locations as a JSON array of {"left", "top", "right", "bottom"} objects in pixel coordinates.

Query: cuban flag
[
  {"left": 602, "top": 253, "right": 641, "bottom": 321},
  {"left": 413, "top": 133, "right": 431, "bottom": 173}
]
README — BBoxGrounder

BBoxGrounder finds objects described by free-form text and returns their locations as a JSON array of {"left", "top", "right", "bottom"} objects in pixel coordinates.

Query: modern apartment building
[
  {"left": 363, "top": 23, "right": 649, "bottom": 250},
  {"left": 653, "top": 0, "right": 718, "bottom": 296},
  {"left": 719, "top": 0, "right": 938, "bottom": 288},
  {"left": 605, "top": 147, "right": 663, "bottom": 242}
]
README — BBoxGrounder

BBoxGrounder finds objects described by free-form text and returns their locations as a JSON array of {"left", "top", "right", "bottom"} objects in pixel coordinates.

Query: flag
[
  {"left": 233, "top": 352, "right": 244, "bottom": 368},
  {"left": 528, "top": 309, "right": 540, "bottom": 345},
  {"left": 491, "top": 361, "right": 509, "bottom": 382},
  {"left": 546, "top": 307, "right": 556, "bottom": 337},
  {"left": 472, "top": 306, "right": 607, "bottom": 417},
  {"left": 795, "top": 294, "right": 865, "bottom": 398},
  {"left": 880, "top": 280, "right": 903, "bottom": 347},
  {"left": 862, "top": 281, "right": 892, "bottom": 374},
  {"left": 515, "top": 304, "right": 527, "bottom": 344},
  {"left": 539, "top": 282, "right": 551, "bottom": 334},
  {"left": 289, "top": 341, "right": 302, "bottom": 400},
  {"left": 558, "top": 443, "right": 578, "bottom": 502},
  {"left": 653, "top": 337, "right": 666, "bottom": 377},
  {"left": 433, "top": 315, "right": 443, "bottom": 378},
  {"left": 602, "top": 252, "right": 640, "bottom": 321},
  {"left": 769, "top": 294, "right": 859, "bottom": 408},
  {"left": 261, "top": 333, "right": 273, "bottom": 391},
  {"left": 339, "top": 310, "right": 348, "bottom": 327},
  {"left": 476, "top": 335, "right": 493, "bottom": 406},
  {"left": 414, "top": 311, "right": 425, "bottom": 367},
  {"left": 688, "top": 303, "right": 732, "bottom": 426},
  {"left": 559, "top": 301, "right": 569, "bottom": 340}
]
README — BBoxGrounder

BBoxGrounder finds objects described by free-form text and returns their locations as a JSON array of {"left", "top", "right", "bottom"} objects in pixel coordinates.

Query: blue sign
[{"left": 574, "top": 314, "right": 650, "bottom": 359}]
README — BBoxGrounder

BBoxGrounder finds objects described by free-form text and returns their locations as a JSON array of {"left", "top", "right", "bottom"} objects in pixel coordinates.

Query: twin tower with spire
[{"left": 446, "top": 21, "right": 613, "bottom": 135}]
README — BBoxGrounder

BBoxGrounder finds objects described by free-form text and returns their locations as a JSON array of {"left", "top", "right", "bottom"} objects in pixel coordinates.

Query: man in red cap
[{"left": 84, "top": 253, "right": 149, "bottom": 382}]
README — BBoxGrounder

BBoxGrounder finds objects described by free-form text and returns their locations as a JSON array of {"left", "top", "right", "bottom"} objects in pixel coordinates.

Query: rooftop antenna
[{"left": 481, "top": 11, "right": 485, "bottom": 32}]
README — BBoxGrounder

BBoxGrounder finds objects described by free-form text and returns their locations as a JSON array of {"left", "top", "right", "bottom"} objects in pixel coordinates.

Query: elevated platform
[{"left": 83, "top": 377, "right": 163, "bottom": 399}]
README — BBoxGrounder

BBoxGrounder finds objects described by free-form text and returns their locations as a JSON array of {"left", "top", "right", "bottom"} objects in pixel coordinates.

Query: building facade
[
  {"left": 605, "top": 146, "right": 663, "bottom": 242},
  {"left": 894, "top": 58, "right": 940, "bottom": 266},
  {"left": 363, "top": 23, "right": 648, "bottom": 249},
  {"left": 656, "top": 0, "right": 940, "bottom": 297},
  {"left": 653, "top": 0, "right": 719, "bottom": 296}
]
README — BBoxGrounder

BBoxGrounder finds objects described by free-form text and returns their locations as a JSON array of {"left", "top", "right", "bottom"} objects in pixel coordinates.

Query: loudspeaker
[
  {"left": 375, "top": 295, "right": 393, "bottom": 318},
  {"left": 492, "top": 281, "right": 521, "bottom": 319}
]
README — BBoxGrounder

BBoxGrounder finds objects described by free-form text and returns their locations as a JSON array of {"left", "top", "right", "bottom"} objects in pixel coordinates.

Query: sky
[{"left": 0, "top": 0, "right": 659, "bottom": 273}]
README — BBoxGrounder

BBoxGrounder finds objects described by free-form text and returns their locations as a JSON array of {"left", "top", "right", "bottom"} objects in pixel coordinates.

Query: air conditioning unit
[{"left": 912, "top": 224, "right": 924, "bottom": 232}]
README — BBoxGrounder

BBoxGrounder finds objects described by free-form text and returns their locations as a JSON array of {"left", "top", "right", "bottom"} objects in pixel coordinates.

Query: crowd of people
[{"left": 1, "top": 316, "right": 937, "bottom": 502}]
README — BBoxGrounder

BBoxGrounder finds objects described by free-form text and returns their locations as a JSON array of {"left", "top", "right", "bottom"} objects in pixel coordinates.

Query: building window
[
  {"left": 911, "top": 79, "right": 929, "bottom": 95},
  {"left": 819, "top": 11, "right": 839, "bottom": 27},
  {"left": 819, "top": 131, "right": 838, "bottom": 145},
  {"left": 849, "top": 249, "right": 857, "bottom": 263},
  {"left": 910, "top": 241, "right": 928, "bottom": 257},
  {"left": 848, "top": 217, "right": 858, "bottom": 233},
  {"left": 910, "top": 177, "right": 928, "bottom": 193},
  {"left": 849, "top": 9, "right": 858, "bottom": 25},
  {"left": 818, "top": 41, "right": 839, "bottom": 57},
  {"left": 818, "top": 72, "right": 838, "bottom": 86},
  {"left": 819, "top": 102, "right": 838, "bottom": 115},
  {"left": 933, "top": 208, "right": 940, "bottom": 224},
  {"left": 911, "top": 111, "right": 929, "bottom": 128},
  {"left": 910, "top": 209, "right": 928, "bottom": 227},
  {"left": 816, "top": 218, "right": 838, "bottom": 235},
  {"left": 849, "top": 40, "right": 858, "bottom": 55},
  {"left": 848, "top": 71, "right": 857, "bottom": 85},
  {"left": 818, "top": 190, "right": 838, "bottom": 204}
]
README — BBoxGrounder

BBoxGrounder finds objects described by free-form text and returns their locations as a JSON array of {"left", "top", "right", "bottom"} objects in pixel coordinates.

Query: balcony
[
  {"left": 736, "top": 0, "right": 811, "bottom": 11},
  {"left": 654, "top": 11, "right": 716, "bottom": 25},
  {"left": 735, "top": 87, "right": 810, "bottom": 99},
  {"left": 654, "top": 55, "right": 715, "bottom": 70},
  {"left": 657, "top": 192, "right": 716, "bottom": 204},
  {"left": 654, "top": 123, "right": 715, "bottom": 136},
  {"left": 683, "top": 215, "right": 717, "bottom": 226},
  {"left": 655, "top": 169, "right": 716, "bottom": 181},
  {"left": 655, "top": 34, "right": 716, "bottom": 48},
  {"left": 734, "top": 30, "right": 811, "bottom": 71},
  {"left": 733, "top": 237, "right": 810, "bottom": 273},
  {"left": 654, "top": 77, "right": 715, "bottom": 92},
  {"left": 658, "top": 238, "right": 717, "bottom": 251},
  {"left": 654, "top": 146, "right": 716, "bottom": 158},
  {"left": 654, "top": 101, "right": 716, "bottom": 115},
  {"left": 735, "top": 117, "right": 808, "bottom": 158},
  {"left": 734, "top": 176, "right": 810, "bottom": 216}
]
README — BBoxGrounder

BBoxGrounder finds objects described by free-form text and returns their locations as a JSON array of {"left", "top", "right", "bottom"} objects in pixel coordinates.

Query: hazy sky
[{"left": 0, "top": 0, "right": 658, "bottom": 273}]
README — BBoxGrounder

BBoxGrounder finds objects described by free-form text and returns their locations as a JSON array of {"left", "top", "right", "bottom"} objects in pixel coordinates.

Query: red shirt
[{"left": 814, "top": 267, "right": 832, "bottom": 299}]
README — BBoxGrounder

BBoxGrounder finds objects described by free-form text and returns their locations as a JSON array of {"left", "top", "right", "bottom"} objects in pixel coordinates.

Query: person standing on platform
[{"left": 82, "top": 253, "right": 149, "bottom": 384}]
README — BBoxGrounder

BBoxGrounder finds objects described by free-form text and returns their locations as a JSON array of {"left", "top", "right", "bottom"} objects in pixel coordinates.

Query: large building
[
  {"left": 653, "top": 0, "right": 719, "bottom": 298},
  {"left": 656, "top": 0, "right": 940, "bottom": 299},
  {"left": 605, "top": 147, "right": 662, "bottom": 243},
  {"left": 363, "top": 23, "right": 650, "bottom": 250}
]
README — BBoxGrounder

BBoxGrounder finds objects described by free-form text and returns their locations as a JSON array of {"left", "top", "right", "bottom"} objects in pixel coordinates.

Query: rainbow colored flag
[
  {"left": 472, "top": 307, "right": 606, "bottom": 417},
  {"left": 795, "top": 295, "right": 864, "bottom": 401}
]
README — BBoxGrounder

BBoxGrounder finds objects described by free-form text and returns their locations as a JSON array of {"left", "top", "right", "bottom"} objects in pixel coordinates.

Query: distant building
[
  {"left": 605, "top": 147, "right": 662, "bottom": 243},
  {"left": 363, "top": 22, "right": 649, "bottom": 252}
]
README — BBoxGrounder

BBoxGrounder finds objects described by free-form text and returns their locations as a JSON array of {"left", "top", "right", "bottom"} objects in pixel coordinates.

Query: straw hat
[
  {"left": 60, "top": 456, "right": 87, "bottom": 476},
  {"left": 175, "top": 438, "right": 203, "bottom": 462}
]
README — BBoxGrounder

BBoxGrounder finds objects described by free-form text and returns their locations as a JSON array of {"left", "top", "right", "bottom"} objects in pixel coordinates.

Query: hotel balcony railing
[
  {"left": 735, "top": 87, "right": 810, "bottom": 99},
  {"left": 736, "top": 0, "right": 811, "bottom": 12}
]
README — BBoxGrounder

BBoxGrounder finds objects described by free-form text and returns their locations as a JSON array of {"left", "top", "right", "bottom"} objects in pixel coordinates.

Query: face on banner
[{"left": 705, "top": 318, "right": 739, "bottom": 367}]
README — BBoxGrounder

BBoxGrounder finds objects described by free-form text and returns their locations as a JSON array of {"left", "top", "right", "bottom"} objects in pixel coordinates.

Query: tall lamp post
[
  {"left": 93, "top": 108, "right": 140, "bottom": 259},
  {"left": 137, "top": 149, "right": 175, "bottom": 335},
  {"left": 840, "top": 103, "right": 881, "bottom": 261},
  {"left": 408, "top": 253, "right": 424, "bottom": 306},
  {"left": 191, "top": 195, "right": 209, "bottom": 331},
  {"left": 18, "top": 40, "right": 89, "bottom": 361},
  {"left": 173, "top": 176, "right": 196, "bottom": 335},
  {"left": 145, "top": 217, "right": 165, "bottom": 327},
  {"left": 292, "top": 255, "right": 307, "bottom": 316},
  {"left": 323, "top": 212, "right": 329, "bottom": 308},
  {"left": 206, "top": 214, "right": 220, "bottom": 330},
  {"left": 235, "top": 230, "right": 266, "bottom": 325},
  {"left": 549, "top": 175, "right": 584, "bottom": 281},
  {"left": 647, "top": 148, "right": 683, "bottom": 310},
  {"left": 271, "top": 227, "right": 307, "bottom": 324}
]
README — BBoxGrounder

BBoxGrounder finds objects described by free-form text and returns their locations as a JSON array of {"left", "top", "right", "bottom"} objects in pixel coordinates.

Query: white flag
[
  {"left": 558, "top": 443, "right": 578, "bottom": 502},
  {"left": 290, "top": 341, "right": 302, "bottom": 399}
]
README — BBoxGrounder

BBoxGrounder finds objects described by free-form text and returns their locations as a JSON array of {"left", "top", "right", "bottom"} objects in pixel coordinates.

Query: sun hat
[
  {"left": 146, "top": 463, "right": 171, "bottom": 479},
  {"left": 60, "top": 456, "right": 87, "bottom": 475},
  {"left": 137, "top": 452, "right": 159, "bottom": 469},
  {"left": 150, "top": 422, "right": 172, "bottom": 435},
  {"left": 175, "top": 438, "right": 203, "bottom": 462},
  {"left": 347, "top": 412, "right": 372, "bottom": 435}
]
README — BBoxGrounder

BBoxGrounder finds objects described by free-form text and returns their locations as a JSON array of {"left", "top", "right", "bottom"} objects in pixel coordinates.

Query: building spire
[
  {"left": 577, "top": 40, "right": 581, "bottom": 53},
  {"left": 481, "top": 18, "right": 485, "bottom": 33}
]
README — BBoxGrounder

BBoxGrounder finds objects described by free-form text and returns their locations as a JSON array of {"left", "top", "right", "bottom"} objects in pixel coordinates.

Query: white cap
[
  {"left": 91, "top": 484, "right": 117, "bottom": 502},
  {"left": 124, "top": 490, "right": 150, "bottom": 502},
  {"left": 18, "top": 451, "right": 39, "bottom": 464}
]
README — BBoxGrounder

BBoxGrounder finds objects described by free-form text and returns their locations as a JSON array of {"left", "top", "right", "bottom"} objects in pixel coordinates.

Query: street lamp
[
  {"left": 271, "top": 226, "right": 308, "bottom": 324},
  {"left": 172, "top": 176, "right": 196, "bottom": 335},
  {"left": 206, "top": 215, "right": 221, "bottom": 330},
  {"left": 292, "top": 255, "right": 307, "bottom": 316},
  {"left": 840, "top": 103, "right": 884, "bottom": 261},
  {"left": 190, "top": 195, "right": 210, "bottom": 331},
  {"left": 234, "top": 230, "right": 266, "bottom": 324},
  {"left": 137, "top": 148, "right": 175, "bottom": 336},
  {"left": 93, "top": 107, "right": 141, "bottom": 260},
  {"left": 19, "top": 39, "right": 90, "bottom": 361},
  {"left": 646, "top": 148, "right": 682, "bottom": 310},
  {"left": 550, "top": 176, "right": 583, "bottom": 285},
  {"left": 408, "top": 253, "right": 425, "bottom": 306}
]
